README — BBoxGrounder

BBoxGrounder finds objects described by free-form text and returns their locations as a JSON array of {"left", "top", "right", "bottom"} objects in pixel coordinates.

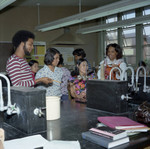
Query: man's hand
[
  {"left": 41, "top": 77, "right": 53, "bottom": 84},
  {"left": 35, "top": 77, "right": 53, "bottom": 85}
]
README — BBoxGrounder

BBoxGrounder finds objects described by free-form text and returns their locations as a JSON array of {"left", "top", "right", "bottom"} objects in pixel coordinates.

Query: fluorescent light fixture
[
  {"left": 35, "top": 0, "right": 150, "bottom": 32},
  {"left": 37, "top": 18, "right": 82, "bottom": 32},
  {"left": 0, "top": 0, "right": 16, "bottom": 10},
  {"left": 76, "top": 14, "right": 150, "bottom": 34}
]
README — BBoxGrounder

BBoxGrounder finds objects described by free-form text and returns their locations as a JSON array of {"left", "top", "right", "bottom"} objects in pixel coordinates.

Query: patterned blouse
[
  {"left": 60, "top": 67, "right": 71, "bottom": 95},
  {"left": 69, "top": 73, "right": 96, "bottom": 95},
  {"left": 35, "top": 65, "right": 63, "bottom": 96}
]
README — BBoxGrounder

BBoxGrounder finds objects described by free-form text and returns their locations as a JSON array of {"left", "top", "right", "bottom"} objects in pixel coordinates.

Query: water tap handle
[
  {"left": 7, "top": 103, "right": 20, "bottom": 115},
  {"left": 121, "top": 94, "right": 132, "bottom": 101},
  {"left": 34, "top": 107, "right": 45, "bottom": 117},
  {"left": 38, "top": 108, "right": 45, "bottom": 117}
]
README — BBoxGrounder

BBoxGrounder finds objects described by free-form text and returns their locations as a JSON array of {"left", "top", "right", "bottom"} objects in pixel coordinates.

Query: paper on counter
[
  {"left": 44, "top": 140, "right": 81, "bottom": 149},
  {"left": 4, "top": 135, "right": 48, "bottom": 149},
  {"left": 4, "top": 135, "right": 81, "bottom": 149}
]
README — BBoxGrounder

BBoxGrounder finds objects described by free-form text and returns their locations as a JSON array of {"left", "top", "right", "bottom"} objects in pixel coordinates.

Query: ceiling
[{"left": 12, "top": 0, "right": 121, "bottom": 7}]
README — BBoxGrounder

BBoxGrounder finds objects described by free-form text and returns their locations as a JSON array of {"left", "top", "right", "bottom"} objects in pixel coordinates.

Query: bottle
[{"left": 100, "top": 63, "right": 105, "bottom": 80}]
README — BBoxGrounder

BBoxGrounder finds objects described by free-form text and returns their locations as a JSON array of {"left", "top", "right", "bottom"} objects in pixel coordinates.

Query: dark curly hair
[
  {"left": 57, "top": 54, "right": 64, "bottom": 66},
  {"left": 44, "top": 48, "right": 60, "bottom": 65},
  {"left": 106, "top": 43, "right": 123, "bottom": 59},
  {"left": 71, "top": 58, "right": 88, "bottom": 76},
  {"left": 28, "top": 60, "right": 39, "bottom": 67},
  {"left": 12, "top": 30, "right": 35, "bottom": 51},
  {"left": 72, "top": 48, "right": 86, "bottom": 58}
]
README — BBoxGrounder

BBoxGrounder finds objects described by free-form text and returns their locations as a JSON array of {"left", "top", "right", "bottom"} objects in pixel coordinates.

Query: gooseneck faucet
[
  {"left": 0, "top": 74, "right": 11, "bottom": 111},
  {"left": 0, "top": 73, "right": 19, "bottom": 115},
  {"left": 109, "top": 67, "right": 122, "bottom": 80},
  {"left": 126, "top": 66, "right": 135, "bottom": 87},
  {"left": 136, "top": 66, "right": 147, "bottom": 92}
]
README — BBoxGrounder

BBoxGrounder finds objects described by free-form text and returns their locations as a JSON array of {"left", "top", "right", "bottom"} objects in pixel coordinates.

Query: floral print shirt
[
  {"left": 35, "top": 65, "right": 63, "bottom": 96},
  {"left": 69, "top": 73, "right": 95, "bottom": 95},
  {"left": 60, "top": 67, "right": 71, "bottom": 95}
]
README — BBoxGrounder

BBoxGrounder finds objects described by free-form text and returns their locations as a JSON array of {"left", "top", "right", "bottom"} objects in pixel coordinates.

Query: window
[
  {"left": 121, "top": 11, "right": 136, "bottom": 65},
  {"left": 122, "top": 27, "right": 136, "bottom": 54},
  {"left": 100, "top": 8, "right": 150, "bottom": 66},
  {"left": 106, "top": 15, "right": 117, "bottom": 24},
  {"left": 105, "top": 15, "right": 118, "bottom": 55},
  {"left": 143, "top": 6, "right": 150, "bottom": 15},
  {"left": 106, "top": 29, "right": 118, "bottom": 45},
  {"left": 143, "top": 6, "right": 150, "bottom": 65},
  {"left": 122, "top": 10, "right": 135, "bottom": 20}
]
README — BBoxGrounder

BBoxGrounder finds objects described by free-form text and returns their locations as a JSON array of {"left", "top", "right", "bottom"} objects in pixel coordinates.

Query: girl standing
[
  {"left": 97, "top": 43, "right": 126, "bottom": 80},
  {"left": 28, "top": 60, "right": 39, "bottom": 79},
  {"left": 35, "top": 48, "right": 63, "bottom": 97}
]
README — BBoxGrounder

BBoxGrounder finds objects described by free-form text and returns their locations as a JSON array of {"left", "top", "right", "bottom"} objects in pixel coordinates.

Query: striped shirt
[{"left": 6, "top": 54, "right": 35, "bottom": 87}]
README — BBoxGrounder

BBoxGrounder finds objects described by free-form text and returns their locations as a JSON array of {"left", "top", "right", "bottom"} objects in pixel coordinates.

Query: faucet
[
  {"left": 119, "top": 62, "right": 127, "bottom": 81},
  {"left": 34, "top": 107, "right": 46, "bottom": 117},
  {"left": 136, "top": 66, "right": 147, "bottom": 92},
  {"left": 109, "top": 67, "right": 122, "bottom": 80},
  {"left": 126, "top": 66, "right": 135, "bottom": 88},
  {"left": 121, "top": 94, "right": 132, "bottom": 101},
  {"left": 0, "top": 73, "right": 19, "bottom": 115},
  {"left": 0, "top": 74, "right": 11, "bottom": 111},
  {"left": 7, "top": 103, "right": 20, "bottom": 115},
  {"left": 0, "top": 80, "right": 7, "bottom": 111}
]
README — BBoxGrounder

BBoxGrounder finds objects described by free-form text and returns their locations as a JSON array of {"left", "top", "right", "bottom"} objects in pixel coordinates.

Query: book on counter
[
  {"left": 89, "top": 126, "right": 127, "bottom": 140},
  {"left": 97, "top": 116, "right": 150, "bottom": 132},
  {"left": 82, "top": 131, "right": 129, "bottom": 149}
]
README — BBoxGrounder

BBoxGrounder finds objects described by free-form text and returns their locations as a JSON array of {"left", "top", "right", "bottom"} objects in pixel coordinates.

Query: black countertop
[
  {"left": 47, "top": 100, "right": 150, "bottom": 149},
  {"left": 1, "top": 99, "right": 150, "bottom": 149}
]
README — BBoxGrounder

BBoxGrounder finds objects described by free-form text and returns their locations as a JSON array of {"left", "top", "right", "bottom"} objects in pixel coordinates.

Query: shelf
[{"left": 26, "top": 41, "right": 46, "bottom": 66}]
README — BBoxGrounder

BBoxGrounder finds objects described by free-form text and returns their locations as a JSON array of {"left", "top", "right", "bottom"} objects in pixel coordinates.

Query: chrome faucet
[
  {"left": 34, "top": 107, "right": 46, "bottom": 117},
  {"left": 0, "top": 74, "right": 11, "bottom": 111},
  {"left": 126, "top": 66, "right": 135, "bottom": 88},
  {"left": 136, "top": 66, "right": 147, "bottom": 92},
  {"left": 109, "top": 67, "right": 122, "bottom": 80},
  {"left": 0, "top": 73, "right": 19, "bottom": 115}
]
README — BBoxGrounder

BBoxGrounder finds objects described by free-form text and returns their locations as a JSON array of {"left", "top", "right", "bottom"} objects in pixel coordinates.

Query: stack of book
[
  {"left": 97, "top": 116, "right": 150, "bottom": 133},
  {"left": 82, "top": 125, "right": 129, "bottom": 148},
  {"left": 82, "top": 116, "right": 150, "bottom": 148}
]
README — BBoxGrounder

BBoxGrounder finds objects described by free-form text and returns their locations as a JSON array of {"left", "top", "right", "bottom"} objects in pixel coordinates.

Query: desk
[
  {"left": 2, "top": 99, "right": 150, "bottom": 149},
  {"left": 47, "top": 100, "right": 150, "bottom": 149}
]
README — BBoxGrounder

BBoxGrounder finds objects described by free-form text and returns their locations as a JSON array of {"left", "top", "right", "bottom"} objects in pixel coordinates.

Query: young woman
[
  {"left": 72, "top": 48, "right": 92, "bottom": 71},
  {"left": 69, "top": 58, "right": 96, "bottom": 103},
  {"left": 97, "top": 43, "right": 126, "bottom": 80},
  {"left": 28, "top": 60, "right": 39, "bottom": 79},
  {"left": 35, "top": 48, "right": 63, "bottom": 97}
]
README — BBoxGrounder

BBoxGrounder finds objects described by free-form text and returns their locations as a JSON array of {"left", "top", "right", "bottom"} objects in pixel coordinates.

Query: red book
[
  {"left": 89, "top": 126, "right": 127, "bottom": 140},
  {"left": 97, "top": 116, "right": 146, "bottom": 129}
]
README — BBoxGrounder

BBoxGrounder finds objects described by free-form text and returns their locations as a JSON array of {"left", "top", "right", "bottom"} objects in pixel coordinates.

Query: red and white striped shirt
[{"left": 6, "top": 54, "right": 35, "bottom": 87}]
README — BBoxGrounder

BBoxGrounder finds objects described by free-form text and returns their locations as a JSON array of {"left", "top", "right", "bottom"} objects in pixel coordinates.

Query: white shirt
[{"left": 97, "top": 56, "right": 126, "bottom": 80}]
